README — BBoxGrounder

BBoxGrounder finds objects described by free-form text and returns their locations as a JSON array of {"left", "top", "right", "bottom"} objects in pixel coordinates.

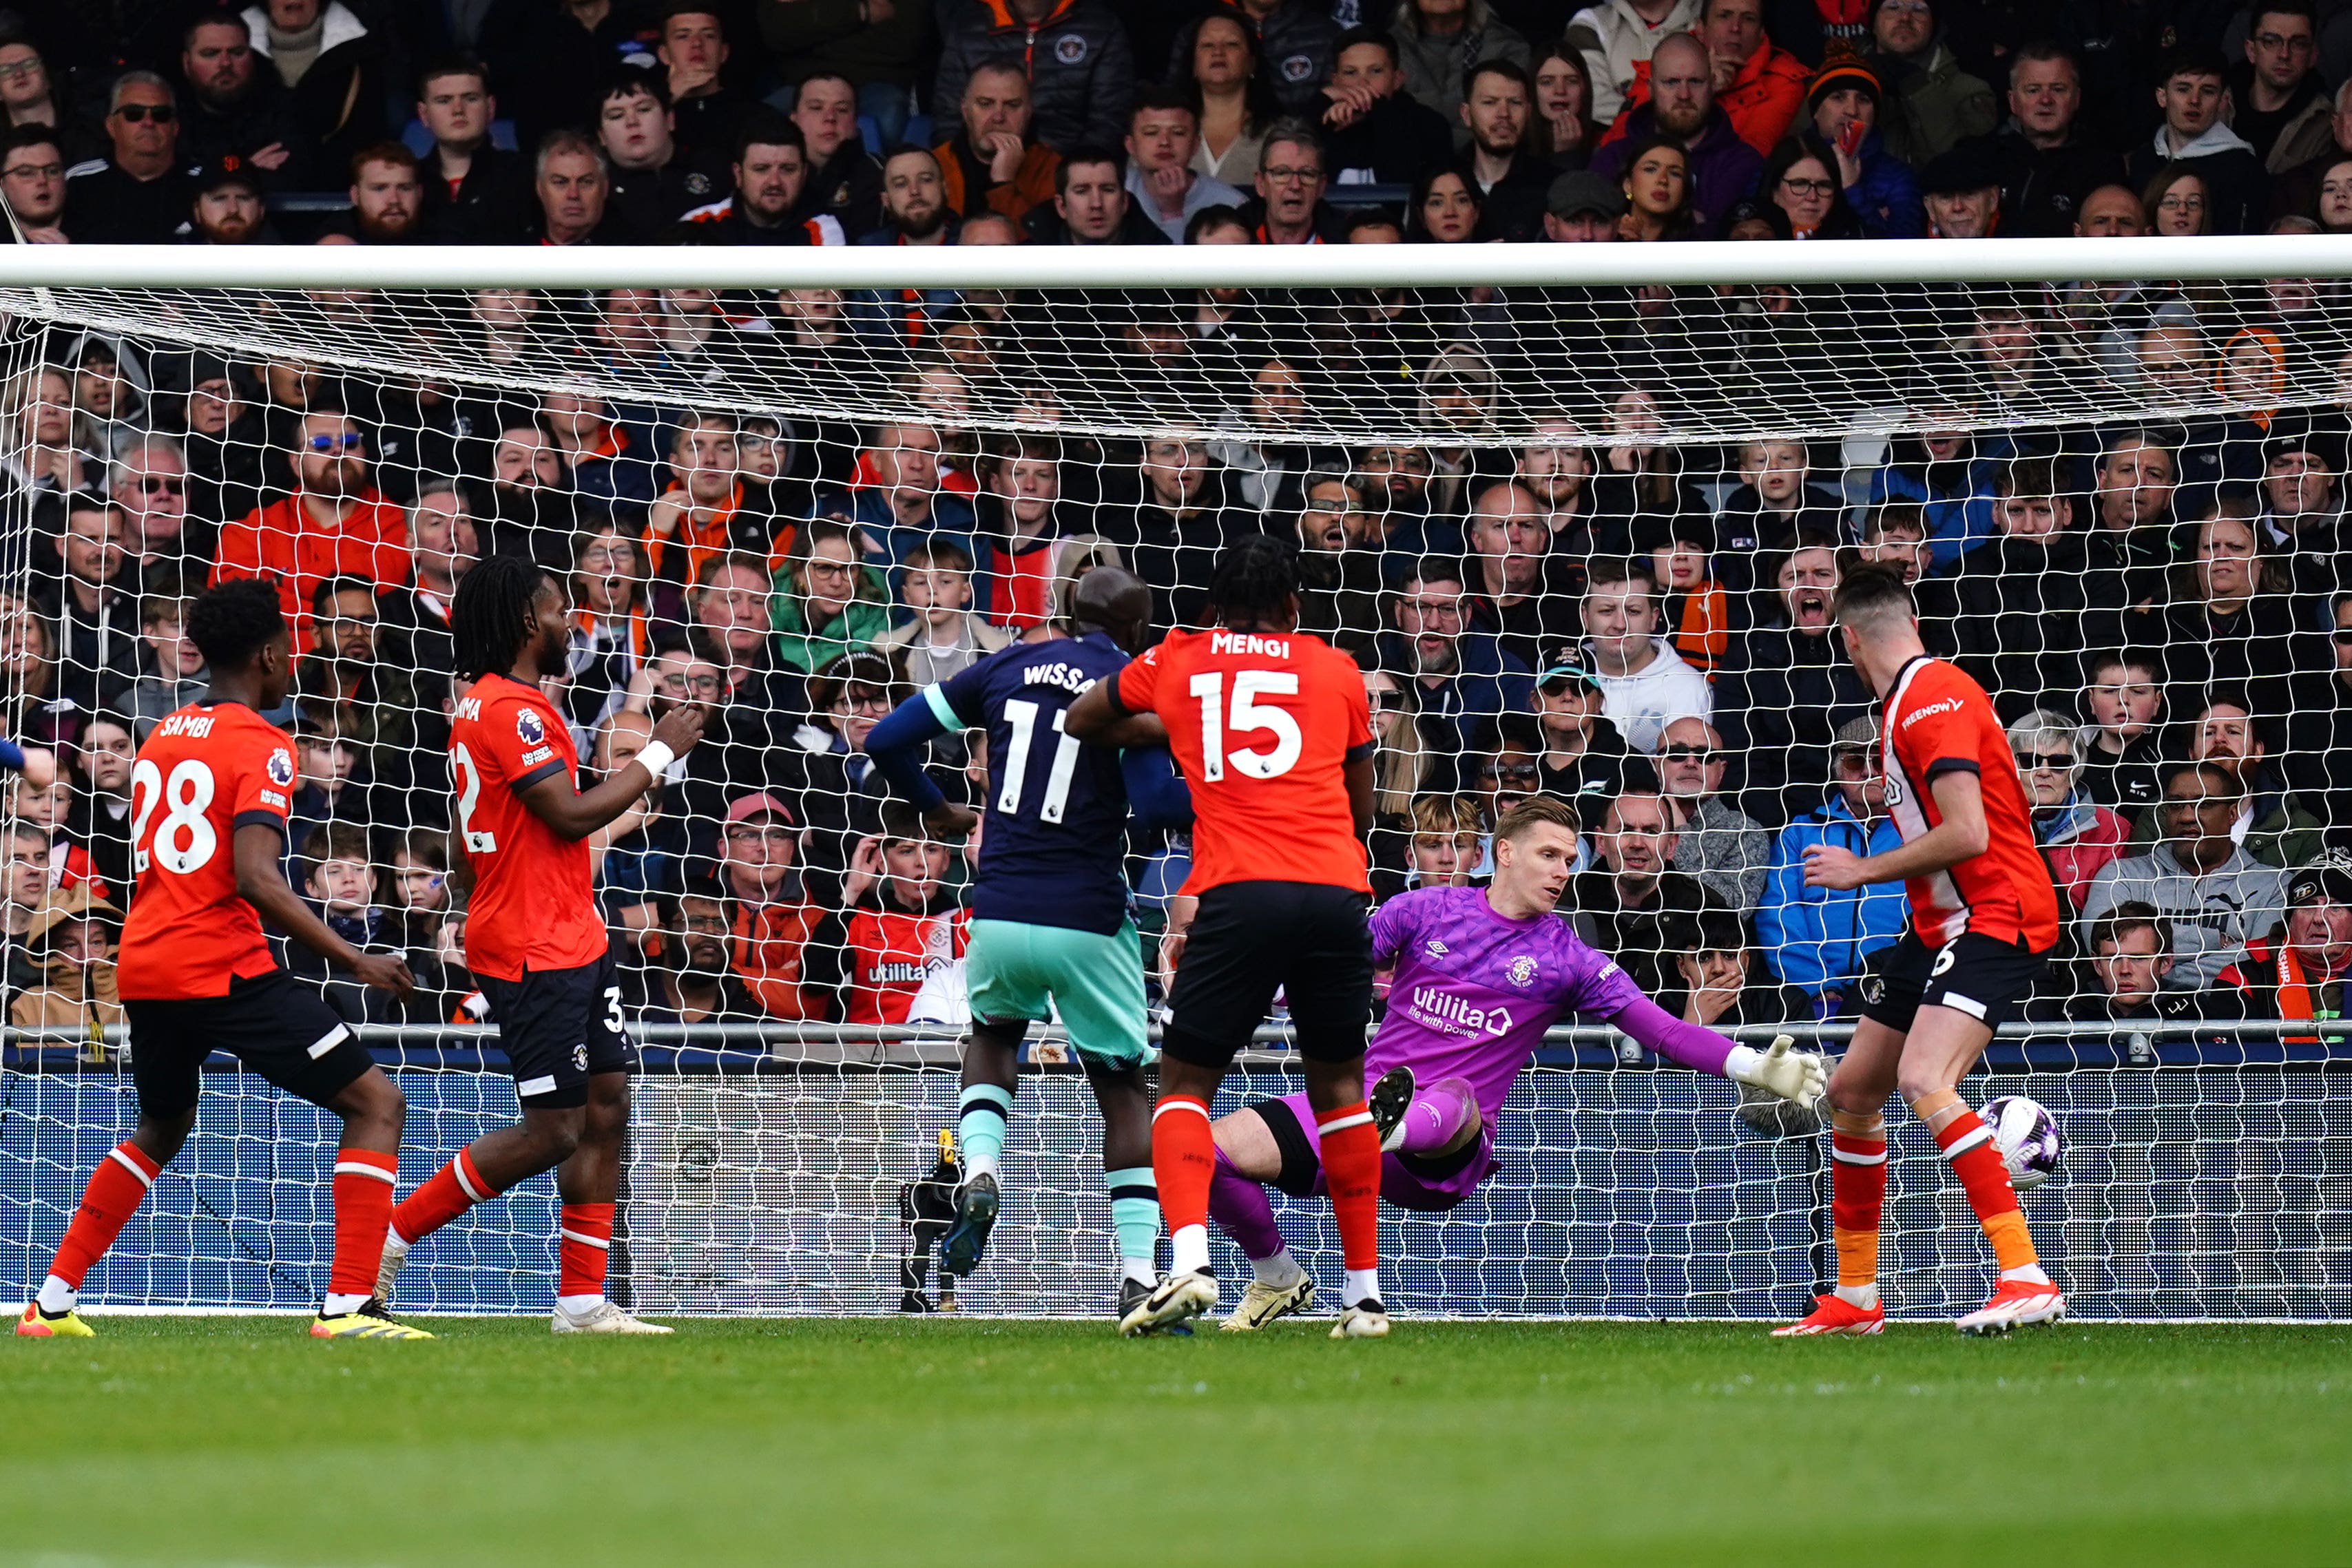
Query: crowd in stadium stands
[{"left": 3, "top": 1, "right": 2352, "bottom": 1043}]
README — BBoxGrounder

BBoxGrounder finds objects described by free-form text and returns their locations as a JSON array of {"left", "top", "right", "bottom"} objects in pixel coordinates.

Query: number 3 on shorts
[
  {"left": 605, "top": 985, "right": 625, "bottom": 1035},
  {"left": 1931, "top": 942, "right": 1959, "bottom": 977}
]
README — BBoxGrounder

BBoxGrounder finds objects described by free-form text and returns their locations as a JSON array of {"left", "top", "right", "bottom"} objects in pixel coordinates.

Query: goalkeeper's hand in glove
[{"left": 1727, "top": 1035, "right": 1827, "bottom": 1110}]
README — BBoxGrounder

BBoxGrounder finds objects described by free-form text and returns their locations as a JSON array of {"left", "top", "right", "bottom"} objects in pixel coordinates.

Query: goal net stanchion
[{"left": 1, "top": 240, "right": 2349, "bottom": 1321}]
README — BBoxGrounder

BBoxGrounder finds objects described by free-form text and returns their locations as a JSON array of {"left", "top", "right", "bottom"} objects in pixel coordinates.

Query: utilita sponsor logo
[{"left": 1410, "top": 985, "right": 1513, "bottom": 1037}]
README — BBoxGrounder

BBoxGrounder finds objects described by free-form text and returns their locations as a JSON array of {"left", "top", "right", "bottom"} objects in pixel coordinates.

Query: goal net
[{"left": 1, "top": 240, "right": 2348, "bottom": 1321}]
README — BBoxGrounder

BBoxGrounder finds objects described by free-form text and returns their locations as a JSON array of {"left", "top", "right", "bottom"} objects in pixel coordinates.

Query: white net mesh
[{"left": 2, "top": 251, "right": 2349, "bottom": 1319}]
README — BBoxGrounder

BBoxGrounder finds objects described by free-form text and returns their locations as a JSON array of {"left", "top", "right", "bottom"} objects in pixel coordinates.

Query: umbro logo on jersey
[
  {"left": 1425, "top": 939, "right": 1449, "bottom": 957},
  {"left": 517, "top": 709, "right": 545, "bottom": 745},
  {"left": 266, "top": 748, "right": 294, "bottom": 786}
]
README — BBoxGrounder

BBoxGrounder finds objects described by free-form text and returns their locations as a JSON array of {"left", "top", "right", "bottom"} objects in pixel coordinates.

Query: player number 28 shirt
[
  {"left": 118, "top": 702, "right": 300, "bottom": 1001},
  {"left": 1110, "top": 626, "right": 1373, "bottom": 896},
  {"left": 449, "top": 673, "right": 607, "bottom": 981},
  {"left": 1880, "top": 655, "right": 2061, "bottom": 952}
]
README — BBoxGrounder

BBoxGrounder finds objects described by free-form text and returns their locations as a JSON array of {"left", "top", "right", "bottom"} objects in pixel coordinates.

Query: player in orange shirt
[
  {"left": 373, "top": 556, "right": 704, "bottom": 1335},
  {"left": 1778, "top": 565, "right": 2067, "bottom": 1337},
  {"left": 17, "top": 581, "right": 425, "bottom": 1340},
  {"left": 1070, "top": 536, "right": 1390, "bottom": 1338}
]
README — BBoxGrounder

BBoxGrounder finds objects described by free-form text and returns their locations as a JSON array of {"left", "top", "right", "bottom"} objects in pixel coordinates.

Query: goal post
[{"left": 1, "top": 241, "right": 2349, "bottom": 1321}]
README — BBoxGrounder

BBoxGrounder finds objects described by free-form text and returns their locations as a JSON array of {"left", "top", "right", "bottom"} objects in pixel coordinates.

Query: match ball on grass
[{"left": 1980, "top": 1095, "right": 2062, "bottom": 1191}]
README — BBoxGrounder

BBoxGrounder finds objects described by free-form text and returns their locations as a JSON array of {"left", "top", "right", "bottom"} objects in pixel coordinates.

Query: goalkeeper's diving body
[
  {"left": 864, "top": 567, "right": 1194, "bottom": 1328},
  {"left": 1207, "top": 793, "right": 1829, "bottom": 1330}
]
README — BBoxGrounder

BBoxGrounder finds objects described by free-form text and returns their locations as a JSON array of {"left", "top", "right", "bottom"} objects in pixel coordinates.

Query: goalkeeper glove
[{"left": 1726, "top": 1035, "right": 1827, "bottom": 1111}]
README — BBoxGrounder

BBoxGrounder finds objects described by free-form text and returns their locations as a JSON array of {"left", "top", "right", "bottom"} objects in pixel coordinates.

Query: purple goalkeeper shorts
[{"left": 1258, "top": 1090, "right": 1496, "bottom": 1213}]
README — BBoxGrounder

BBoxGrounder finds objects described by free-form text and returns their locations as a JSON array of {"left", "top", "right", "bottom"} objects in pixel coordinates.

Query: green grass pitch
[{"left": 3, "top": 1317, "right": 2348, "bottom": 1567}]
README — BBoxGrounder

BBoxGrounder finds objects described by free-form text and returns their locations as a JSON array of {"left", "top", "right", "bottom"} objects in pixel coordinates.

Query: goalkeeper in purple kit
[{"left": 1209, "top": 795, "right": 1827, "bottom": 1328}]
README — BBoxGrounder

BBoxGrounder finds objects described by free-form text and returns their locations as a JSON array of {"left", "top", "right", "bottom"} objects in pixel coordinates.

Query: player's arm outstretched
[
  {"left": 234, "top": 824, "right": 414, "bottom": 999},
  {"left": 1802, "top": 769, "right": 1986, "bottom": 890},
  {"left": 0, "top": 738, "right": 56, "bottom": 788},
  {"left": 512, "top": 704, "right": 705, "bottom": 841},
  {"left": 1604, "top": 994, "right": 1827, "bottom": 1108}
]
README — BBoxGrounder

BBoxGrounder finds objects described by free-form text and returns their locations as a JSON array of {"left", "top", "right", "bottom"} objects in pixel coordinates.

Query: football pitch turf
[{"left": 3, "top": 1318, "right": 2347, "bottom": 1567}]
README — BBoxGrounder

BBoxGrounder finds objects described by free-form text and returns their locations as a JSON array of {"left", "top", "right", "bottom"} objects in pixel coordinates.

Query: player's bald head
[{"left": 1071, "top": 565, "right": 1151, "bottom": 646}]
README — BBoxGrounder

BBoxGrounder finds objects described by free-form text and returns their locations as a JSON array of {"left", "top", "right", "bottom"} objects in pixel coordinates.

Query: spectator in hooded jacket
[
  {"left": 1862, "top": 0, "right": 1995, "bottom": 165},
  {"left": 1398, "top": 0, "right": 1533, "bottom": 130},
  {"left": 1755, "top": 715, "right": 1905, "bottom": 1016},
  {"left": 2124, "top": 43, "right": 2269, "bottom": 233}
]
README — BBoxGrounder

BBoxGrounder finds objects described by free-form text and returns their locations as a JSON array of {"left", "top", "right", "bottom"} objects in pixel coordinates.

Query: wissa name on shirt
[{"left": 1019, "top": 661, "right": 1097, "bottom": 695}]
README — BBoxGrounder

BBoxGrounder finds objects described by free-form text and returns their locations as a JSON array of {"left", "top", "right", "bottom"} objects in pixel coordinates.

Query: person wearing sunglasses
[
  {"left": 106, "top": 436, "right": 198, "bottom": 569},
  {"left": 213, "top": 410, "right": 408, "bottom": 647},
  {"left": 61, "top": 72, "right": 194, "bottom": 245},
  {"left": 2006, "top": 709, "right": 2129, "bottom": 914}
]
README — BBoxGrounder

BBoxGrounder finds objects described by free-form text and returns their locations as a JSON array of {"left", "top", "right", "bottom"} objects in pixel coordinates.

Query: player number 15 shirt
[
  {"left": 1111, "top": 626, "right": 1373, "bottom": 896},
  {"left": 118, "top": 702, "right": 300, "bottom": 1001},
  {"left": 449, "top": 673, "right": 607, "bottom": 981}
]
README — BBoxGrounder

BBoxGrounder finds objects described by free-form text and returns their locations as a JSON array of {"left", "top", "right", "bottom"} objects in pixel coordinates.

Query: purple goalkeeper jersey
[{"left": 1368, "top": 886, "right": 1646, "bottom": 1125}]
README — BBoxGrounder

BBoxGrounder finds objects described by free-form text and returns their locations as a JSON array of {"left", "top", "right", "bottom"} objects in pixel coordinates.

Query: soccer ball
[{"left": 1981, "top": 1095, "right": 2063, "bottom": 1191}]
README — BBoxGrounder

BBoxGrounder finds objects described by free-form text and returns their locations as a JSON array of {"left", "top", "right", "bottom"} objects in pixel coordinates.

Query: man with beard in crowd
[
  {"left": 186, "top": 158, "right": 272, "bottom": 244},
  {"left": 320, "top": 143, "right": 424, "bottom": 243},
  {"left": 1453, "top": 60, "right": 1554, "bottom": 241},
  {"left": 640, "top": 888, "right": 759, "bottom": 1024},
  {"left": 212, "top": 408, "right": 408, "bottom": 643},
  {"left": 678, "top": 113, "right": 843, "bottom": 244},
  {"left": 176, "top": 10, "right": 301, "bottom": 185},
  {"left": 861, "top": 147, "right": 957, "bottom": 245},
  {"left": 1592, "top": 32, "right": 1763, "bottom": 234}
]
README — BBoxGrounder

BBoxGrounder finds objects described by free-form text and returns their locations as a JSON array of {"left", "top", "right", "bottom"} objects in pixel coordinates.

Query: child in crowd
[
  {"left": 2079, "top": 650, "right": 2169, "bottom": 812},
  {"left": 875, "top": 539, "right": 1011, "bottom": 687},
  {"left": 1406, "top": 793, "right": 1484, "bottom": 890},
  {"left": 126, "top": 587, "right": 207, "bottom": 740},
  {"left": 1634, "top": 514, "right": 1731, "bottom": 671}
]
